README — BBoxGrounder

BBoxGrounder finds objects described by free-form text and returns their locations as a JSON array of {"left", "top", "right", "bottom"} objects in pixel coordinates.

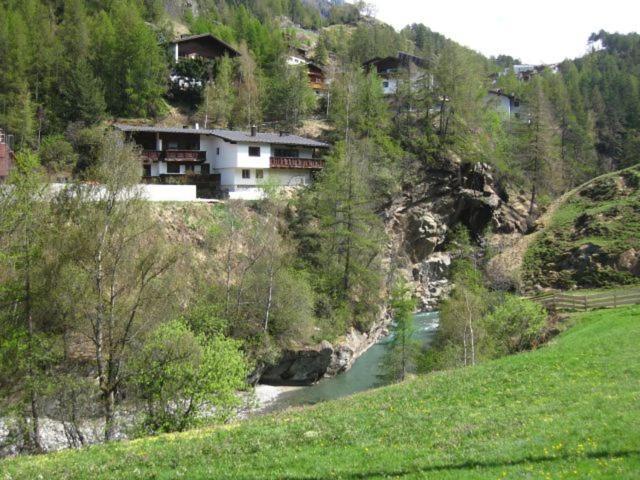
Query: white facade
[
  {"left": 119, "top": 125, "right": 327, "bottom": 199},
  {"left": 486, "top": 91, "right": 521, "bottom": 119},
  {"left": 287, "top": 55, "right": 307, "bottom": 66}
]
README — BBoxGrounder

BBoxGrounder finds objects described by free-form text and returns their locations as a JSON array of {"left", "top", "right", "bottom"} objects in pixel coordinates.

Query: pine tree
[{"left": 382, "top": 282, "right": 418, "bottom": 382}]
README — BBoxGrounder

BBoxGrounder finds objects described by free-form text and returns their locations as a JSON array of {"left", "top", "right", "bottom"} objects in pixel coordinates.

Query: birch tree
[
  {"left": 55, "top": 131, "right": 176, "bottom": 440},
  {"left": 0, "top": 152, "right": 54, "bottom": 452}
]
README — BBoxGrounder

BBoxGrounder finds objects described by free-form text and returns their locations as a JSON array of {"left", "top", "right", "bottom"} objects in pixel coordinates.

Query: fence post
[
  {"left": 584, "top": 296, "right": 588, "bottom": 311},
  {"left": 614, "top": 293, "right": 617, "bottom": 308}
]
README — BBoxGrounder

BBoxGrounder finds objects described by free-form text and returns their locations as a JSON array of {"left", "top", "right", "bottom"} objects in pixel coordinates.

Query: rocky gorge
[{"left": 260, "top": 156, "right": 534, "bottom": 386}]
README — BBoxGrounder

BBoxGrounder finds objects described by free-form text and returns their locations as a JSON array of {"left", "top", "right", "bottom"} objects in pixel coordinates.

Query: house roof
[
  {"left": 170, "top": 33, "right": 241, "bottom": 58},
  {"left": 114, "top": 124, "right": 330, "bottom": 148},
  {"left": 488, "top": 89, "right": 518, "bottom": 101},
  {"left": 363, "top": 52, "right": 428, "bottom": 70}
]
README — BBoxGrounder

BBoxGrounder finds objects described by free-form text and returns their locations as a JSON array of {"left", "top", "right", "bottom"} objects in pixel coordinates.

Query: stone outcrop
[
  {"left": 260, "top": 157, "right": 532, "bottom": 384},
  {"left": 386, "top": 157, "right": 531, "bottom": 309},
  {"left": 261, "top": 316, "right": 390, "bottom": 386}
]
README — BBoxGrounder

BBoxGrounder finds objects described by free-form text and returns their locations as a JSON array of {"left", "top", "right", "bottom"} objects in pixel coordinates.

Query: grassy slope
[
  {"left": 4, "top": 306, "right": 640, "bottom": 479},
  {"left": 524, "top": 165, "right": 640, "bottom": 289}
]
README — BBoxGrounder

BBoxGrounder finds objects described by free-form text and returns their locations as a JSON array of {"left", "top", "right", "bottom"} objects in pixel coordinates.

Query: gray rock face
[
  {"left": 260, "top": 341, "right": 334, "bottom": 386},
  {"left": 406, "top": 210, "right": 448, "bottom": 262},
  {"left": 386, "top": 158, "right": 531, "bottom": 309},
  {"left": 260, "top": 318, "right": 390, "bottom": 386},
  {"left": 618, "top": 248, "right": 640, "bottom": 276}
]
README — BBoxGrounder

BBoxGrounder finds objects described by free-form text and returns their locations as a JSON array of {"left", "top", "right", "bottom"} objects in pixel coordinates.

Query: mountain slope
[
  {"left": 4, "top": 306, "right": 640, "bottom": 479},
  {"left": 523, "top": 165, "right": 640, "bottom": 290}
]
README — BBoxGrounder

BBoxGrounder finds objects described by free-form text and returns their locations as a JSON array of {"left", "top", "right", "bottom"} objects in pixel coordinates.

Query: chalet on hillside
[
  {"left": 486, "top": 89, "right": 522, "bottom": 118},
  {"left": 116, "top": 124, "right": 329, "bottom": 199},
  {"left": 286, "top": 49, "right": 328, "bottom": 95},
  {"left": 168, "top": 33, "right": 241, "bottom": 63},
  {"left": 307, "top": 62, "right": 327, "bottom": 95},
  {"left": 0, "top": 129, "right": 14, "bottom": 181},
  {"left": 363, "top": 52, "right": 429, "bottom": 95}
]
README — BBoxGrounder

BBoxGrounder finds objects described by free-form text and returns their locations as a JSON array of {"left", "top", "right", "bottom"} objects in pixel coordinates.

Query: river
[{"left": 256, "top": 311, "right": 439, "bottom": 413}]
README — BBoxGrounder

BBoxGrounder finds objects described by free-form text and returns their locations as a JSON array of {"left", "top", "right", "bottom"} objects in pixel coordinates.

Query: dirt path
[{"left": 486, "top": 169, "right": 631, "bottom": 289}]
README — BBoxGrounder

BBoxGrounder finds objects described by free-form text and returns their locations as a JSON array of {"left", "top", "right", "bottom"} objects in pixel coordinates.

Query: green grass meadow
[{"left": 3, "top": 306, "right": 640, "bottom": 479}]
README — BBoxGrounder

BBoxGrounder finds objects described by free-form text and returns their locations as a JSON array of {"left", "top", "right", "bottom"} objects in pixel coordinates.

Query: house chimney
[
  {"left": 250, "top": 125, "right": 257, "bottom": 137},
  {"left": 279, "top": 131, "right": 288, "bottom": 137}
]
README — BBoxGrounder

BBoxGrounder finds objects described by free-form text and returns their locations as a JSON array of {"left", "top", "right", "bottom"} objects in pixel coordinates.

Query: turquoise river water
[{"left": 262, "top": 311, "right": 439, "bottom": 412}]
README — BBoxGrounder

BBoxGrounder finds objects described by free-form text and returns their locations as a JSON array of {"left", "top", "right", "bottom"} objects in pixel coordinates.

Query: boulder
[
  {"left": 618, "top": 249, "right": 640, "bottom": 276},
  {"left": 405, "top": 210, "right": 447, "bottom": 262},
  {"left": 260, "top": 341, "right": 334, "bottom": 386}
]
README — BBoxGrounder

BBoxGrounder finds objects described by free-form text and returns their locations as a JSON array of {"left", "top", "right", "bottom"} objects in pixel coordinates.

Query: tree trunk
[
  {"left": 24, "top": 232, "right": 42, "bottom": 453},
  {"left": 263, "top": 262, "right": 275, "bottom": 333},
  {"left": 103, "top": 389, "right": 116, "bottom": 441}
]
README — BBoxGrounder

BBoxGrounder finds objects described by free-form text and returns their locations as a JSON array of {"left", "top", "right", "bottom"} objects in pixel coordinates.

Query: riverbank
[{"left": 6, "top": 306, "right": 638, "bottom": 478}]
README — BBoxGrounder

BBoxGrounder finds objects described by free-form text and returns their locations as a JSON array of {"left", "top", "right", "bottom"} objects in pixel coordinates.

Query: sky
[{"left": 368, "top": 0, "right": 640, "bottom": 64}]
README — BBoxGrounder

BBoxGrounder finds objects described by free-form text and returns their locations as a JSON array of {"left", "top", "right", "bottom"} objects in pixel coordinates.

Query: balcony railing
[
  {"left": 142, "top": 150, "right": 206, "bottom": 163},
  {"left": 270, "top": 156, "right": 324, "bottom": 170}
]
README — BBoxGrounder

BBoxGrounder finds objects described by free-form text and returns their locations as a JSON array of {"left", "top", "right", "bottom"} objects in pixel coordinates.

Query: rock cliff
[
  {"left": 385, "top": 157, "right": 531, "bottom": 309},
  {"left": 262, "top": 157, "right": 533, "bottom": 385}
]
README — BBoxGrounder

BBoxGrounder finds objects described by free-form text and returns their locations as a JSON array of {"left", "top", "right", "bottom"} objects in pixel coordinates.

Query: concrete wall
[
  {"left": 140, "top": 184, "right": 197, "bottom": 201},
  {"left": 228, "top": 188, "right": 266, "bottom": 201},
  {"left": 486, "top": 93, "right": 512, "bottom": 118},
  {"left": 50, "top": 184, "right": 197, "bottom": 202}
]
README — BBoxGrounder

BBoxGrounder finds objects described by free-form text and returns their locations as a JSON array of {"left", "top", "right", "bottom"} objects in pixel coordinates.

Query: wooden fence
[{"left": 528, "top": 287, "right": 640, "bottom": 311}]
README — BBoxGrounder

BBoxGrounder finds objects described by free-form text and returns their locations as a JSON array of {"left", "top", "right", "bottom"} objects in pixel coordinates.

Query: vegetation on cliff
[{"left": 524, "top": 165, "right": 640, "bottom": 289}]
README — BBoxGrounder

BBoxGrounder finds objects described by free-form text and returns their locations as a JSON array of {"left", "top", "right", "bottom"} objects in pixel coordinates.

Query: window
[
  {"left": 201, "top": 164, "right": 210, "bottom": 175},
  {"left": 274, "top": 148, "right": 299, "bottom": 158},
  {"left": 242, "top": 169, "right": 250, "bottom": 179},
  {"left": 256, "top": 169, "right": 264, "bottom": 179},
  {"left": 185, "top": 164, "right": 194, "bottom": 173},
  {"left": 216, "top": 147, "right": 220, "bottom": 155},
  {"left": 249, "top": 146, "right": 261, "bottom": 157},
  {"left": 382, "top": 81, "right": 389, "bottom": 88},
  {"left": 167, "top": 163, "right": 180, "bottom": 174},
  {"left": 143, "top": 165, "right": 151, "bottom": 177}
]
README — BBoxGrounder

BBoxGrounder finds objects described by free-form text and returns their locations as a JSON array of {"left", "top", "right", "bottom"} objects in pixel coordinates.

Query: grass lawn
[{"left": 3, "top": 306, "right": 640, "bottom": 479}]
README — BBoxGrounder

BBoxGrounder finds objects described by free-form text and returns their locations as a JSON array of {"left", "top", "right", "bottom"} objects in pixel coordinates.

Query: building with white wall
[
  {"left": 115, "top": 124, "right": 329, "bottom": 198},
  {"left": 485, "top": 89, "right": 522, "bottom": 119},
  {"left": 363, "top": 52, "right": 429, "bottom": 95}
]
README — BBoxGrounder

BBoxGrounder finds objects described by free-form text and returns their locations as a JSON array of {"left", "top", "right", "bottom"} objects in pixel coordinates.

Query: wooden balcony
[
  {"left": 270, "top": 156, "right": 324, "bottom": 170},
  {"left": 310, "top": 81, "right": 327, "bottom": 91},
  {"left": 142, "top": 150, "right": 206, "bottom": 163}
]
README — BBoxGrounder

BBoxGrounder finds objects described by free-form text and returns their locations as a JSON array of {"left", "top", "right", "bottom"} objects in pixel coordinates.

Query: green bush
[
  {"left": 130, "top": 320, "right": 247, "bottom": 435},
  {"left": 39, "top": 135, "right": 78, "bottom": 174},
  {"left": 483, "top": 295, "right": 547, "bottom": 355}
]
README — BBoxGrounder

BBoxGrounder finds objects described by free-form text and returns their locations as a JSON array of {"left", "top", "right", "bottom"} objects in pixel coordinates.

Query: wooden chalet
[
  {"left": 307, "top": 62, "right": 327, "bottom": 94},
  {"left": 0, "top": 129, "right": 13, "bottom": 181},
  {"left": 168, "top": 33, "right": 241, "bottom": 63}
]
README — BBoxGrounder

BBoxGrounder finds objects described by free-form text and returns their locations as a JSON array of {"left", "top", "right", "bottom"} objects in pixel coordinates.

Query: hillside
[
  {"left": 4, "top": 306, "right": 640, "bottom": 478},
  {"left": 523, "top": 165, "right": 640, "bottom": 290}
]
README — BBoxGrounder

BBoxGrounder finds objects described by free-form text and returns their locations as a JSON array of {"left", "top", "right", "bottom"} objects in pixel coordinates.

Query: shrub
[
  {"left": 130, "top": 320, "right": 247, "bottom": 435},
  {"left": 483, "top": 295, "right": 547, "bottom": 355},
  {"left": 39, "top": 135, "right": 78, "bottom": 174}
]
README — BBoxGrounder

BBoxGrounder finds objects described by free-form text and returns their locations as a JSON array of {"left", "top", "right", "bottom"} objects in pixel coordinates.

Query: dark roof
[
  {"left": 488, "top": 89, "right": 518, "bottom": 101},
  {"left": 114, "top": 124, "right": 330, "bottom": 148},
  {"left": 170, "top": 33, "right": 241, "bottom": 57},
  {"left": 363, "top": 52, "right": 428, "bottom": 69}
]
